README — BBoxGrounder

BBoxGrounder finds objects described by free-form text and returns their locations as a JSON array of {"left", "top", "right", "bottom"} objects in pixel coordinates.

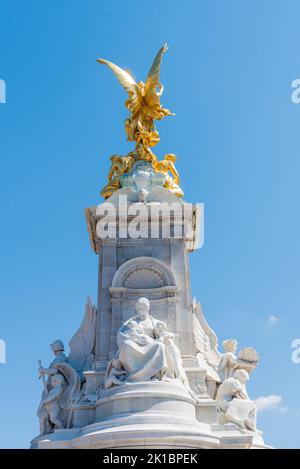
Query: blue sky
[{"left": 0, "top": 0, "right": 300, "bottom": 448}]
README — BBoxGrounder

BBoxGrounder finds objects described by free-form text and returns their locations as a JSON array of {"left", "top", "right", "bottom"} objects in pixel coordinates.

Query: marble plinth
[
  {"left": 32, "top": 381, "right": 271, "bottom": 449},
  {"left": 33, "top": 381, "right": 218, "bottom": 449}
]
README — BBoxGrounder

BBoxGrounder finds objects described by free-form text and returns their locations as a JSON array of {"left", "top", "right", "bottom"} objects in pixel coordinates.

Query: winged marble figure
[
  {"left": 37, "top": 297, "right": 97, "bottom": 434},
  {"left": 192, "top": 299, "right": 260, "bottom": 399}
]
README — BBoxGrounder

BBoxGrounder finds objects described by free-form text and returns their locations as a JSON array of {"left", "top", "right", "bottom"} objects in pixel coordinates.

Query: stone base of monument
[
  {"left": 210, "top": 424, "right": 271, "bottom": 449},
  {"left": 31, "top": 381, "right": 271, "bottom": 449}
]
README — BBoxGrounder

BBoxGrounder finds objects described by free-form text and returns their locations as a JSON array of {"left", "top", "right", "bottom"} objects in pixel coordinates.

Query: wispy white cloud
[
  {"left": 278, "top": 406, "right": 288, "bottom": 413},
  {"left": 268, "top": 315, "right": 279, "bottom": 325},
  {"left": 256, "top": 395, "right": 287, "bottom": 412}
]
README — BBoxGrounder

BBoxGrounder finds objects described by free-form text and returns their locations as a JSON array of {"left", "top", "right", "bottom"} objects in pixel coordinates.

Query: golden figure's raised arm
[
  {"left": 169, "top": 165, "right": 179, "bottom": 185},
  {"left": 97, "top": 58, "right": 142, "bottom": 114}
]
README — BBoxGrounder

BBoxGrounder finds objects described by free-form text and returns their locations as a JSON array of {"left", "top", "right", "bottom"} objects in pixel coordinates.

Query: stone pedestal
[
  {"left": 33, "top": 389, "right": 270, "bottom": 449},
  {"left": 33, "top": 382, "right": 219, "bottom": 449},
  {"left": 85, "top": 199, "right": 203, "bottom": 371}
]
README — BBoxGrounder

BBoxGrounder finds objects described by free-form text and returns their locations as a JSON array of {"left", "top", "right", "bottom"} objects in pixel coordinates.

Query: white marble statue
[
  {"left": 37, "top": 360, "right": 81, "bottom": 435},
  {"left": 216, "top": 369, "right": 260, "bottom": 433},
  {"left": 192, "top": 299, "right": 259, "bottom": 397},
  {"left": 217, "top": 339, "right": 238, "bottom": 381},
  {"left": 39, "top": 340, "right": 67, "bottom": 376},
  {"left": 217, "top": 340, "right": 259, "bottom": 382},
  {"left": 105, "top": 298, "right": 191, "bottom": 392},
  {"left": 38, "top": 297, "right": 97, "bottom": 382},
  {"left": 38, "top": 373, "right": 65, "bottom": 435},
  {"left": 105, "top": 358, "right": 128, "bottom": 389},
  {"left": 37, "top": 297, "right": 97, "bottom": 435},
  {"left": 116, "top": 297, "right": 168, "bottom": 382},
  {"left": 153, "top": 321, "right": 193, "bottom": 392}
]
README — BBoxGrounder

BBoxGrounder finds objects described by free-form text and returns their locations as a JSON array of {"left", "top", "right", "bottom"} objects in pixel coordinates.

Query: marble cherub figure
[
  {"left": 217, "top": 339, "right": 238, "bottom": 381},
  {"left": 104, "top": 358, "right": 128, "bottom": 389},
  {"left": 217, "top": 339, "right": 260, "bottom": 383},
  {"left": 153, "top": 321, "right": 197, "bottom": 398}
]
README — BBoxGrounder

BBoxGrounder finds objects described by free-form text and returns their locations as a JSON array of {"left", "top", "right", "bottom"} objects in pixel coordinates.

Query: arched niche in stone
[{"left": 109, "top": 257, "right": 178, "bottom": 357}]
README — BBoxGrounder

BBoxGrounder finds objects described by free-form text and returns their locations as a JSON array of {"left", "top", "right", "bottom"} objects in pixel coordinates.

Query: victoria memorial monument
[{"left": 31, "top": 45, "right": 270, "bottom": 449}]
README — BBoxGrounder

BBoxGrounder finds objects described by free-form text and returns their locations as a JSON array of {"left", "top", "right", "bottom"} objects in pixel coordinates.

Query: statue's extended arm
[
  {"left": 108, "top": 164, "right": 116, "bottom": 181},
  {"left": 235, "top": 386, "right": 249, "bottom": 400},
  {"left": 39, "top": 366, "right": 57, "bottom": 377}
]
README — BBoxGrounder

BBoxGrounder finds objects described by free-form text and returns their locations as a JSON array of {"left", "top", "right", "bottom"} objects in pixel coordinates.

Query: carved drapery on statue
[
  {"left": 37, "top": 363, "right": 81, "bottom": 435},
  {"left": 104, "top": 298, "right": 195, "bottom": 397},
  {"left": 97, "top": 45, "right": 184, "bottom": 199},
  {"left": 216, "top": 369, "right": 260, "bottom": 433},
  {"left": 117, "top": 314, "right": 168, "bottom": 382}
]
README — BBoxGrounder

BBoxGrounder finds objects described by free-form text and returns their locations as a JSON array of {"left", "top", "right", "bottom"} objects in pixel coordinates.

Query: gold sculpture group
[{"left": 97, "top": 44, "right": 183, "bottom": 199}]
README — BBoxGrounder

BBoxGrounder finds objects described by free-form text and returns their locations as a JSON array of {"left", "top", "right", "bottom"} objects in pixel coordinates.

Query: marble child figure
[
  {"left": 217, "top": 339, "right": 238, "bottom": 381},
  {"left": 104, "top": 358, "right": 128, "bottom": 389},
  {"left": 153, "top": 321, "right": 193, "bottom": 392}
]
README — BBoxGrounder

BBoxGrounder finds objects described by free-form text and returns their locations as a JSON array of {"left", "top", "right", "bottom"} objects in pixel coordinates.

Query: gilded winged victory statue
[{"left": 97, "top": 44, "right": 183, "bottom": 199}]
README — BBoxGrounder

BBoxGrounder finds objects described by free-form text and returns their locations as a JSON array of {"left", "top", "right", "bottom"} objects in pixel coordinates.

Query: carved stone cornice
[{"left": 85, "top": 203, "right": 203, "bottom": 254}]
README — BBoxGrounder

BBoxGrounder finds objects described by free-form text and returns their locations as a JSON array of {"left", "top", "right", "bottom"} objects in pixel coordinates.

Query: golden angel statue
[
  {"left": 97, "top": 45, "right": 184, "bottom": 199},
  {"left": 97, "top": 44, "right": 173, "bottom": 149}
]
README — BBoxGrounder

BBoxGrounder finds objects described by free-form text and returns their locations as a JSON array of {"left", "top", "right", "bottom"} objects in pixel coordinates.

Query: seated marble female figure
[{"left": 105, "top": 297, "right": 195, "bottom": 394}]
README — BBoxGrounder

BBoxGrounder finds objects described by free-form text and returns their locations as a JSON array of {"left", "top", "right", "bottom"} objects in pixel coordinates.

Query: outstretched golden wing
[
  {"left": 144, "top": 44, "right": 173, "bottom": 115},
  {"left": 97, "top": 58, "right": 142, "bottom": 114}
]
